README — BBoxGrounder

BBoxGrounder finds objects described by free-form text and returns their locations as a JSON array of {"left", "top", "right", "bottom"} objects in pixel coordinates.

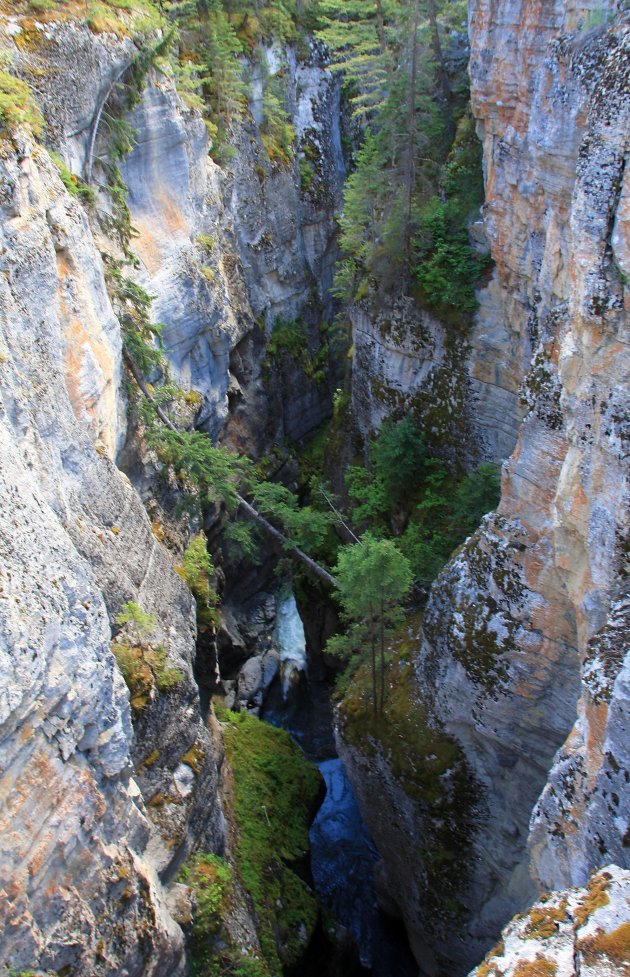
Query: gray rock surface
[
  {"left": 339, "top": 3, "right": 630, "bottom": 974},
  {"left": 468, "top": 864, "right": 630, "bottom": 977},
  {"left": 0, "top": 132, "right": 224, "bottom": 975}
]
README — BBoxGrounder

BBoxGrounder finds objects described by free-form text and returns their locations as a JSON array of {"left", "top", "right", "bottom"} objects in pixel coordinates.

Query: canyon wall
[
  {"left": 0, "top": 136, "right": 222, "bottom": 977},
  {"left": 1, "top": 2, "right": 628, "bottom": 975},
  {"left": 0, "top": 11, "right": 345, "bottom": 974},
  {"left": 339, "top": 1, "right": 629, "bottom": 974}
]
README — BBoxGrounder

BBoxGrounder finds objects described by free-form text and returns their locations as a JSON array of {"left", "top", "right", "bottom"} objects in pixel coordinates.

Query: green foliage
[
  {"left": 335, "top": 615, "right": 478, "bottom": 925},
  {"left": 346, "top": 416, "right": 428, "bottom": 526},
  {"left": 411, "top": 105, "right": 491, "bottom": 321},
  {"left": 0, "top": 69, "right": 43, "bottom": 138},
  {"left": 266, "top": 316, "right": 309, "bottom": 360},
  {"left": 196, "top": 233, "right": 216, "bottom": 251},
  {"left": 108, "top": 265, "right": 165, "bottom": 374},
  {"left": 179, "top": 853, "right": 232, "bottom": 931},
  {"left": 413, "top": 199, "right": 491, "bottom": 319},
  {"left": 115, "top": 600, "right": 157, "bottom": 642},
  {"left": 452, "top": 462, "right": 502, "bottom": 536},
  {"left": 223, "top": 519, "right": 261, "bottom": 563},
  {"left": 345, "top": 418, "right": 501, "bottom": 584},
  {"left": 171, "top": 58, "right": 207, "bottom": 116},
  {"left": 112, "top": 640, "right": 183, "bottom": 707},
  {"left": 177, "top": 852, "right": 269, "bottom": 977},
  {"left": 146, "top": 424, "right": 252, "bottom": 510},
  {"left": 265, "top": 317, "right": 330, "bottom": 384},
  {"left": 152, "top": 644, "right": 185, "bottom": 691},
  {"left": 372, "top": 415, "right": 427, "bottom": 499},
  {"left": 177, "top": 533, "right": 220, "bottom": 629},
  {"left": 322, "top": 0, "right": 487, "bottom": 304},
  {"left": 201, "top": 4, "right": 247, "bottom": 117},
  {"left": 331, "top": 533, "right": 412, "bottom": 714},
  {"left": 334, "top": 533, "right": 412, "bottom": 622},
  {"left": 49, "top": 150, "right": 96, "bottom": 205},
  {"left": 299, "top": 157, "right": 314, "bottom": 191},
  {"left": 112, "top": 603, "right": 183, "bottom": 710},
  {"left": 314, "top": 0, "right": 398, "bottom": 119},
  {"left": 261, "top": 71, "right": 295, "bottom": 167},
  {"left": 222, "top": 709, "right": 322, "bottom": 973},
  {"left": 252, "top": 481, "right": 334, "bottom": 553}
]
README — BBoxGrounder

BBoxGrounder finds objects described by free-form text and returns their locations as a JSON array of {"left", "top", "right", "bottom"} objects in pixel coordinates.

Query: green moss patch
[
  {"left": 336, "top": 617, "right": 480, "bottom": 930},
  {"left": 337, "top": 616, "right": 459, "bottom": 803},
  {"left": 223, "top": 710, "right": 323, "bottom": 973}
]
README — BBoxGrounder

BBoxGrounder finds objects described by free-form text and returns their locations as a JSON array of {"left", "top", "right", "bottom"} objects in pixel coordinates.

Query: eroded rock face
[
  {"left": 339, "top": 3, "right": 629, "bottom": 974},
  {"left": 349, "top": 258, "right": 525, "bottom": 467},
  {"left": 0, "top": 14, "right": 347, "bottom": 972},
  {"left": 120, "top": 41, "right": 344, "bottom": 451},
  {"left": 350, "top": 297, "right": 482, "bottom": 468},
  {"left": 467, "top": 865, "right": 630, "bottom": 977},
  {"left": 0, "top": 138, "right": 224, "bottom": 975}
]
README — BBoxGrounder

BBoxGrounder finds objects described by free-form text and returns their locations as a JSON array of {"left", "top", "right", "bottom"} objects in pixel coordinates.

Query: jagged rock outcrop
[
  {"left": 0, "top": 138, "right": 224, "bottom": 974},
  {"left": 468, "top": 864, "right": 630, "bottom": 977},
  {"left": 349, "top": 253, "right": 525, "bottom": 468},
  {"left": 120, "top": 41, "right": 345, "bottom": 451},
  {"left": 350, "top": 296, "right": 484, "bottom": 467},
  {"left": 0, "top": 9, "right": 347, "bottom": 973},
  {"left": 339, "top": 2, "right": 629, "bottom": 974}
]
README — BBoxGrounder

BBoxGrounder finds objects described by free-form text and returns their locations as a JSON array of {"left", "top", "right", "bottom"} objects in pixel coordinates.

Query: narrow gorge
[{"left": 0, "top": 2, "right": 628, "bottom": 977}]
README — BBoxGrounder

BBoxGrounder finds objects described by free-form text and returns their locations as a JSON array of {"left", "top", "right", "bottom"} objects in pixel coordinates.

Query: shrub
[
  {"left": 176, "top": 534, "right": 219, "bottom": 630},
  {"left": 115, "top": 600, "right": 157, "bottom": 642},
  {"left": 196, "top": 234, "right": 216, "bottom": 251},
  {"left": 49, "top": 150, "right": 95, "bottom": 205},
  {"left": 0, "top": 70, "right": 43, "bottom": 137},
  {"left": 414, "top": 200, "right": 491, "bottom": 319},
  {"left": 112, "top": 602, "right": 182, "bottom": 708},
  {"left": 299, "top": 157, "right": 314, "bottom": 191},
  {"left": 179, "top": 852, "right": 232, "bottom": 933}
]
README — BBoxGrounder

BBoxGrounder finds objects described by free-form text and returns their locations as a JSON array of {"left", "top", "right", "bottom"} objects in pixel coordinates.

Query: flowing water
[{"left": 262, "top": 599, "right": 417, "bottom": 977}]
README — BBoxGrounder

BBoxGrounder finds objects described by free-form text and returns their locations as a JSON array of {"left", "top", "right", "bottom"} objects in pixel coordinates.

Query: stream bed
[{"left": 263, "top": 675, "right": 417, "bottom": 977}]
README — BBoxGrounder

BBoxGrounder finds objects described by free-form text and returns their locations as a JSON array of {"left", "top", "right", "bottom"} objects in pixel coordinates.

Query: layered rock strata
[
  {"left": 0, "top": 11, "right": 347, "bottom": 973},
  {"left": 339, "top": 2, "right": 629, "bottom": 974},
  {"left": 0, "top": 139, "right": 225, "bottom": 975}
]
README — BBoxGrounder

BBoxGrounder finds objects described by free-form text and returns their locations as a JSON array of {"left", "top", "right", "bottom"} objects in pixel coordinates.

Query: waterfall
[{"left": 274, "top": 591, "right": 307, "bottom": 698}]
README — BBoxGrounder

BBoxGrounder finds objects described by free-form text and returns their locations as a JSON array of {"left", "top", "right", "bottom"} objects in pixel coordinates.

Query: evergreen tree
[
  {"left": 314, "top": 0, "right": 398, "bottom": 119},
  {"left": 332, "top": 534, "right": 412, "bottom": 715},
  {"left": 199, "top": 1, "right": 248, "bottom": 123}
]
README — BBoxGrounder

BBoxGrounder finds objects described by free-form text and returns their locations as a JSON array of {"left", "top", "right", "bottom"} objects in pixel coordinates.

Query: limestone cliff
[
  {"left": 0, "top": 136, "right": 226, "bottom": 975},
  {"left": 338, "top": 1, "right": 629, "bottom": 974},
  {"left": 0, "top": 8, "right": 345, "bottom": 973},
  {"left": 120, "top": 40, "right": 344, "bottom": 453},
  {"left": 469, "top": 864, "right": 630, "bottom": 977}
]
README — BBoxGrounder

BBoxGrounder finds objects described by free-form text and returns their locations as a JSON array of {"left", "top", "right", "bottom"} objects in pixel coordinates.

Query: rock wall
[
  {"left": 469, "top": 864, "right": 630, "bottom": 977},
  {"left": 121, "top": 40, "right": 345, "bottom": 452},
  {"left": 339, "top": 2, "right": 629, "bottom": 974},
  {"left": 0, "top": 11, "right": 347, "bottom": 973},
  {"left": 0, "top": 139, "right": 224, "bottom": 975}
]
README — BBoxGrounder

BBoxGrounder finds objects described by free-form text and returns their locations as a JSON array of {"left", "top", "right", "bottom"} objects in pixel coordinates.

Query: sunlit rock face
[
  {"left": 0, "top": 142, "right": 225, "bottom": 974},
  {"left": 0, "top": 14, "right": 348, "bottom": 971},
  {"left": 120, "top": 41, "right": 345, "bottom": 450},
  {"left": 339, "top": 3, "right": 629, "bottom": 974},
  {"left": 467, "top": 864, "right": 630, "bottom": 977}
]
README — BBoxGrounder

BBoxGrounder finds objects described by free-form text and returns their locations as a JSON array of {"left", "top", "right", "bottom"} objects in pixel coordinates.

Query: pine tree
[
  {"left": 332, "top": 534, "right": 412, "bottom": 716},
  {"left": 199, "top": 1, "right": 248, "bottom": 123},
  {"left": 314, "top": 0, "right": 398, "bottom": 120}
]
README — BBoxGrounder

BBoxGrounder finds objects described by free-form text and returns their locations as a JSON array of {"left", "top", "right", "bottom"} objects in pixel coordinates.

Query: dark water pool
[{"left": 263, "top": 678, "right": 418, "bottom": 977}]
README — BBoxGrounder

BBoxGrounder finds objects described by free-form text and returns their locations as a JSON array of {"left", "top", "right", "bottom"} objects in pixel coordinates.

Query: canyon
[{"left": 0, "top": 2, "right": 628, "bottom": 977}]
